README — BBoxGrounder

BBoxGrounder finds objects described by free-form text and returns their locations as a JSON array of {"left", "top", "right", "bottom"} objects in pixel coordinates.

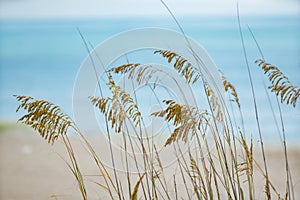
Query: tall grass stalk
[
  {"left": 236, "top": 3, "right": 271, "bottom": 199},
  {"left": 248, "top": 24, "right": 295, "bottom": 200}
]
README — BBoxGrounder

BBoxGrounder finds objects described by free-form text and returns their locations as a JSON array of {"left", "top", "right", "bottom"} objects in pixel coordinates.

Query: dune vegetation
[
  {"left": 14, "top": 2, "right": 299, "bottom": 199},
  {"left": 14, "top": 49, "right": 299, "bottom": 199}
]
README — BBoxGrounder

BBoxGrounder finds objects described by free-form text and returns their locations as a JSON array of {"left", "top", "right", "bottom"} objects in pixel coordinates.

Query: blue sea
[{"left": 0, "top": 15, "right": 299, "bottom": 142}]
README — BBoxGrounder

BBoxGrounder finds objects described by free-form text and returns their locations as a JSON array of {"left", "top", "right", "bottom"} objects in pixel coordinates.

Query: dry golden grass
[
  {"left": 255, "top": 59, "right": 299, "bottom": 107},
  {"left": 14, "top": 48, "right": 299, "bottom": 199}
]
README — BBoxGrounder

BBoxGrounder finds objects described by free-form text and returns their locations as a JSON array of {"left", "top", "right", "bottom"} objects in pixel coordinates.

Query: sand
[{"left": 1, "top": 127, "right": 299, "bottom": 199}]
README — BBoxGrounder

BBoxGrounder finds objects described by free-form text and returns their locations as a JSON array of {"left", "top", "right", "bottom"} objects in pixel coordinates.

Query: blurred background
[
  {"left": 0, "top": 0, "right": 299, "bottom": 199},
  {"left": 0, "top": 0, "right": 299, "bottom": 141}
]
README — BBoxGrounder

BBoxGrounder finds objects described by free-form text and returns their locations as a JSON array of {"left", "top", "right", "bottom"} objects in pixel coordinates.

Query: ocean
[{"left": 0, "top": 15, "right": 299, "bottom": 142}]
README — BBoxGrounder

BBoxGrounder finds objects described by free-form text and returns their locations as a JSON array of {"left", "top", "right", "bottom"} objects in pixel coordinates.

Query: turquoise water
[{"left": 0, "top": 16, "right": 299, "bottom": 141}]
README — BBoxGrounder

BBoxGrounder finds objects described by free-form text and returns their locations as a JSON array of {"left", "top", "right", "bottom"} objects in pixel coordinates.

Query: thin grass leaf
[{"left": 131, "top": 172, "right": 146, "bottom": 200}]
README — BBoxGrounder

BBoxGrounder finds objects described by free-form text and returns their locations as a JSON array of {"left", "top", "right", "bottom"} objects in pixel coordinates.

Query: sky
[{"left": 0, "top": 0, "right": 299, "bottom": 19}]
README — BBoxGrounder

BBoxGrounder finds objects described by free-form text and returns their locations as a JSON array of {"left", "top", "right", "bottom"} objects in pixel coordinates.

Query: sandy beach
[{"left": 1, "top": 126, "right": 299, "bottom": 199}]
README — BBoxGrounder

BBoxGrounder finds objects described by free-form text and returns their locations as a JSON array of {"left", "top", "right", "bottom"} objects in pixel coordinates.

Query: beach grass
[
  {"left": 13, "top": 47, "right": 299, "bottom": 199},
  {"left": 11, "top": 2, "right": 299, "bottom": 199}
]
